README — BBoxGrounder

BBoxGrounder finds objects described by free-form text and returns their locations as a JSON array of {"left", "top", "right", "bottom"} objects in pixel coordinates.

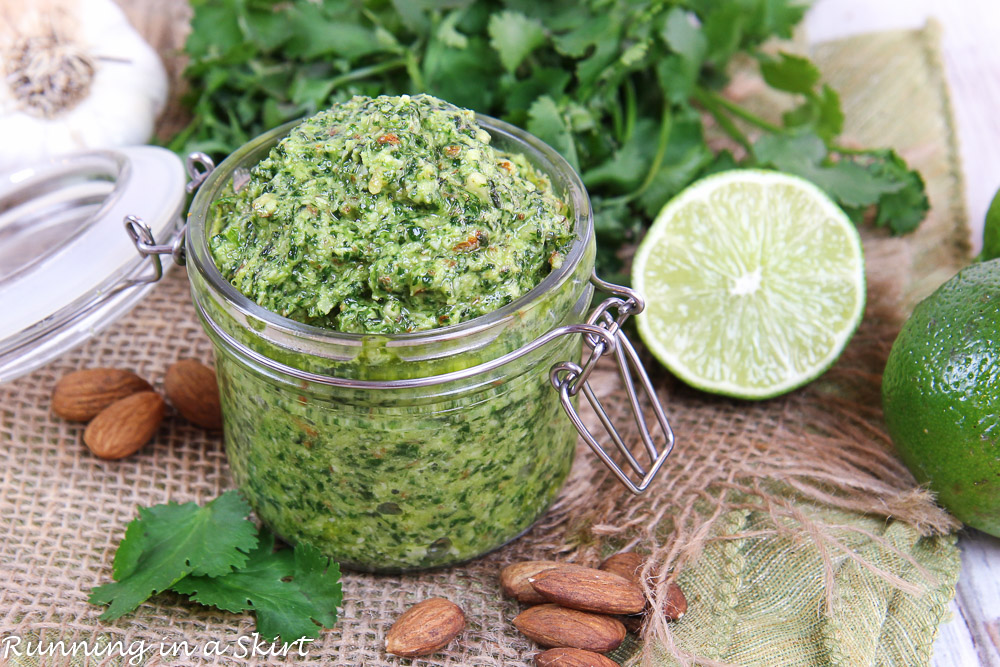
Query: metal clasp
[
  {"left": 550, "top": 274, "right": 675, "bottom": 494},
  {"left": 123, "top": 152, "right": 215, "bottom": 274},
  {"left": 185, "top": 152, "right": 214, "bottom": 193}
]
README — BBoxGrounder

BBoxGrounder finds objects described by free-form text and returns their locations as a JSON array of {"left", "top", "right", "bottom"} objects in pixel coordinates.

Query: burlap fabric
[{"left": 0, "top": 6, "right": 971, "bottom": 665}]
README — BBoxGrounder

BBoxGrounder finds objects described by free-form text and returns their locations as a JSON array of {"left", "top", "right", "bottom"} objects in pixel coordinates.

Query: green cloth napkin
[{"left": 614, "top": 510, "right": 958, "bottom": 666}]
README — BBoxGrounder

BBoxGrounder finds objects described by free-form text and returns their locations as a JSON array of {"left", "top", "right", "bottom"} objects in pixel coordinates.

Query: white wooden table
[{"left": 807, "top": 2, "right": 1000, "bottom": 665}]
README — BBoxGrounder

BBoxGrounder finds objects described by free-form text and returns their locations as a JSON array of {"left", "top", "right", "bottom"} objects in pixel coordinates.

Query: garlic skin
[{"left": 0, "top": 0, "right": 168, "bottom": 171}]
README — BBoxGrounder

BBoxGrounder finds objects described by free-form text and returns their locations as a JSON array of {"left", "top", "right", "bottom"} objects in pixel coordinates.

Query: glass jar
[{"left": 183, "top": 116, "right": 673, "bottom": 572}]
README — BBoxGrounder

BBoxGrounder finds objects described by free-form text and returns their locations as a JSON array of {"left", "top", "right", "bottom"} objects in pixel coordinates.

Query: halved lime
[{"left": 632, "top": 169, "right": 865, "bottom": 399}]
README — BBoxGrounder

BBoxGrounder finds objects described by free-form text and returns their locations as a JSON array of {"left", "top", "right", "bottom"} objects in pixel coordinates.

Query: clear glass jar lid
[{"left": 0, "top": 146, "right": 186, "bottom": 383}]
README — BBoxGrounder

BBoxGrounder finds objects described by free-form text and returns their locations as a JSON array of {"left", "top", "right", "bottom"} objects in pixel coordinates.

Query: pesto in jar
[
  {"left": 199, "top": 95, "right": 589, "bottom": 571},
  {"left": 209, "top": 94, "right": 574, "bottom": 334}
]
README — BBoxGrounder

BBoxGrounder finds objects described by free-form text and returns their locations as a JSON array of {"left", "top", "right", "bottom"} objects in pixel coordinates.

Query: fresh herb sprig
[
  {"left": 172, "top": 0, "right": 929, "bottom": 278},
  {"left": 89, "top": 491, "right": 342, "bottom": 643}
]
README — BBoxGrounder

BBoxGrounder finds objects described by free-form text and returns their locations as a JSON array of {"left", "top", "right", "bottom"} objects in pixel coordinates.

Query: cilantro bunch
[
  {"left": 172, "top": 0, "right": 928, "bottom": 279},
  {"left": 89, "top": 491, "right": 342, "bottom": 643}
]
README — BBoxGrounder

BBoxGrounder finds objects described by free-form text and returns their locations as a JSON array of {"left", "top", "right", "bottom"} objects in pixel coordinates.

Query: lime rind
[
  {"left": 978, "top": 185, "right": 1000, "bottom": 261},
  {"left": 632, "top": 169, "right": 866, "bottom": 400}
]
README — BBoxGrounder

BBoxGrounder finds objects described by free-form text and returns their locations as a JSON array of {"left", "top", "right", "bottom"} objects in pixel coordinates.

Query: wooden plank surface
[{"left": 807, "top": 2, "right": 1000, "bottom": 665}]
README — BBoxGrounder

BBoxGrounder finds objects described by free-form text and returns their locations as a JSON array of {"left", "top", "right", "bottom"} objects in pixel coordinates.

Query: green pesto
[
  {"left": 208, "top": 94, "right": 574, "bottom": 334},
  {"left": 196, "top": 96, "right": 590, "bottom": 571}
]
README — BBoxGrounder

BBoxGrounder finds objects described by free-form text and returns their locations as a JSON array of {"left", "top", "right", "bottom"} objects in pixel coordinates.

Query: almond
[
  {"left": 501, "top": 561, "right": 592, "bottom": 604},
  {"left": 83, "top": 391, "right": 165, "bottom": 459},
  {"left": 600, "top": 554, "right": 687, "bottom": 623},
  {"left": 617, "top": 581, "right": 688, "bottom": 632},
  {"left": 52, "top": 368, "right": 152, "bottom": 422},
  {"left": 385, "top": 597, "right": 465, "bottom": 657},
  {"left": 662, "top": 581, "right": 688, "bottom": 621},
  {"left": 599, "top": 552, "right": 644, "bottom": 584},
  {"left": 530, "top": 566, "right": 646, "bottom": 615},
  {"left": 164, "top": 359, "right": 223, "bottom": 430},
  {"left": 535, "top": 647, "right": 621, "bottom": 667},
  {"left": 600, "top": 552, "right": 647, "bottom": 633},
  {"left": 513, "top": 604, "right": 625, "bottom": 652}
]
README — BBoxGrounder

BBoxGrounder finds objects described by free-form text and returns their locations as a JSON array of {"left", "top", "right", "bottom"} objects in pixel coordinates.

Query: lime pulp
[{"left": 631, "top": 169, "right": 866, "bottom": 399}]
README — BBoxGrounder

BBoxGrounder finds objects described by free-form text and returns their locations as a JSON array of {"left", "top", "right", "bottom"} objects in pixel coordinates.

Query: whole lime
[
  {"left": 882, "top": 259, "right": 1000, "bottom": 536},
  {"left": 978, "top": 186, "right": 1000, "bottom": 261}
]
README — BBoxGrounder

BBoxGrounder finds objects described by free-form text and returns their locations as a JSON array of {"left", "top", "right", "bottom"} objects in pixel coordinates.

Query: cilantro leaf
[
  {"left": 552, "top": 13, "right": 613, "bottom": 58},
  {"left": 662, "top": 7, "right": 707, "bottom": 63},
  {"left": 424, "top": 37, "right": 498, "bottom": 111},
  {"left": 110, "top": 517, "right": 147, "bottom": 581},
  {"left": 593, "top": 197, "right": 633, "bottom": 243},
  {"left": 639, "top": 109, "right": 713, "bottom": 217},
  {"left": 171, "top": 530, "right": 343, "bottom": 643},
  {"left": 89, "top": 491, "right": 258, "bottom": 621},
  {"left": 699, "top": 2, "right": 746, "bottom": 67},
  {"left": 752, "top": 130, "right": 826, "bottom": 167},
  {"left": 751, "top": 0, "right": 808, "bottom": 40},
  {"left": 282, "top": 3, "right": 383, "bottom": 61},
  {"left": 862, "top": 149, "right": 930, "bottom": 234},
  {"left": 638, "top": 143, "right": 713, "bottom": 217},
  {"left": 184, "top": 0, "right": 244, "bottom": 60},
  {"left": 240, "top": 3, "right": 296, "bottom": 52},
  {"left": 583, "top": 118, "right": 657, "bottom": 191},
  {"left": 488, "top": 10, "right": 547, "bottom": 73},
  {"left": 751, "top": 133, "right": 927, "bottom": 230},
  {"left": 783, "top": 84, "right": 844, "bottom": 140},
  {"left": 753, "top": 132, "right": 904, "bottom": 206},
  {"left": 437, "top": 10, "right": 470, "bottom": 49},
  {"left": 575, "top": 38, "right": 621, "bottom": 94},
  {"left": 815, "top": 85, "right": 846, "bottom": 139},
  {"left": 807, "top": 160, "right": 903, "bottom": 208},
  {"left": 691, "top": 0, "right": 805, "bottom": 44},
  {"left": 657, "top": 55, "right": 699, "bottom": 105},
  {"left": 528, "top": 96, "right": 580, "bottom": 172},
  {"left": 759, "top": 52, "right": 821, "bottom": 94},
  {"left": 502, "top": 67, "right": 572, "bottom": 117},
  {"left": 656, "top": 8, "right": 706, "bottom": 105}
]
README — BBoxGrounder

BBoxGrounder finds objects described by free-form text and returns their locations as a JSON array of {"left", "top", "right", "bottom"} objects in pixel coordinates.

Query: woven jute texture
[{"left": 0, "top": 5, "right": 971, "bottom": 666}]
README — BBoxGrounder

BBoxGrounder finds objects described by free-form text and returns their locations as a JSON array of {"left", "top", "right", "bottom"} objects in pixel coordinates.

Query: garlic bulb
[{"left": 0, "top": 0, "right": 168, "bottom": 171}]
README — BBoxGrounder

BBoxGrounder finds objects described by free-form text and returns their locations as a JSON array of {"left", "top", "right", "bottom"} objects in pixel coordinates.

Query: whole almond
[
  {"left": 662, "top": 582, "right": 688, "bottom": 620},
  {"left": 83, "top": 391, "right": 165, "bottom": 459},
  {"left": 501, "top": 561, "right": 592, "bottom": 604},
  {"left": 618, "top": 581, "right": 687, "bottom": 631},
  {"left": 601, "top": 553, "right": 646, "bottom": 633},
  {"left": 599, "top": 554, "right": 688, "bottom": 623},
  {"left": 513, "top": 604, "right": 625, "bottom": 652},
  {"left": 385, "top": 597, "right": 465, "bottom": 657},
  {"left": 535, "top": 647, "right": 621, "bottom": 667},
  {"left": 530, "top": 566, "right": 646, "bottom": 615},
  {"left": 164, "top": 359, "right": 223, "bottom": 430},
  {"left": 52, "top": 368, "right": 152, "bottom": 421},
  {"left": 599, "top": 552, "right": 644, "bottom": 584}
]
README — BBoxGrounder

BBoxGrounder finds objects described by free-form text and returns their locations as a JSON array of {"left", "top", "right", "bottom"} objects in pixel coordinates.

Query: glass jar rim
[{"left": 186, "top": 112, "right": 594, "bottom": 347}]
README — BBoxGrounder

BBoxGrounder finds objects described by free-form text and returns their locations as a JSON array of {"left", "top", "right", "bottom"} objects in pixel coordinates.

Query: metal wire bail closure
[
  {"left": 550, "top": 274, "right": 675, "bottom": 494},
  {"left": 123, "top": 152, "right": 216, "bottom": 273}
]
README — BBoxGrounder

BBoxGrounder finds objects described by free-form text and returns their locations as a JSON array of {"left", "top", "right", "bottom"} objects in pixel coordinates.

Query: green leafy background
[{"left": 172, "top": 0, "right": 930, "bottom": 281}]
